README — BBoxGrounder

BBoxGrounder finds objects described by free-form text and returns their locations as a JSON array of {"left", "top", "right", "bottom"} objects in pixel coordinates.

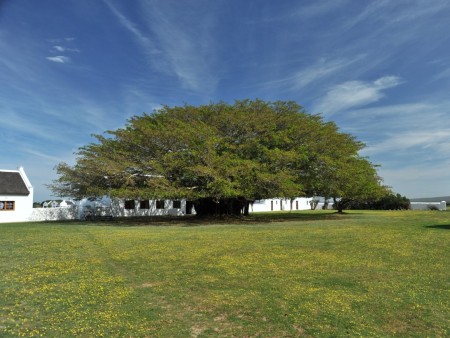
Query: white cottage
[{"left": 0, "top": 167, "right": 34, "bottom": 223}]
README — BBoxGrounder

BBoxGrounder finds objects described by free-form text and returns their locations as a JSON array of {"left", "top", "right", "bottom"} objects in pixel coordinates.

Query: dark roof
[{"left": 0, "top": 172, "right": 30, "bottom": 195}]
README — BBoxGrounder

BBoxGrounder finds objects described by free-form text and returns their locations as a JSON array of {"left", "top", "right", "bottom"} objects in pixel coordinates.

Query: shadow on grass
[
  {"left": 425, "top": 224, "right": 450, "bottom": 230},
  {"left": 77, "top": 211, "right": 345, "bottom": 227}
]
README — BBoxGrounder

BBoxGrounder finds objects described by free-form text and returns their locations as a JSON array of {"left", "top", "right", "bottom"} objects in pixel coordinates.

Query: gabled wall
[{"left": 0, "top": 167, "right": 34, "bottom": 223}]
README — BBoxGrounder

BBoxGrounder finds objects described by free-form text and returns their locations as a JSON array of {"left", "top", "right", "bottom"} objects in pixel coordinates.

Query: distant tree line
[{"left": 339, "top": 193, "right": 410, "bottom": 210}]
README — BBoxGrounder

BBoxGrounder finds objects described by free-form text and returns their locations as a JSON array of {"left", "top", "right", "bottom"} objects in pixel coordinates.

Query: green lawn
[{"left": 1, "top": 210, "right": 449, "bottom": 337}]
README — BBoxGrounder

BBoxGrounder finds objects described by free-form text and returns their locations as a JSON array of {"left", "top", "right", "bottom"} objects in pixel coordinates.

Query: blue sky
[{"left": 1, "top": 0, "right": 450, "bottom": 202}]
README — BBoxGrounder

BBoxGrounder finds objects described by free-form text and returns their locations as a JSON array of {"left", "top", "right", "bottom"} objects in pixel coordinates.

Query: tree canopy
[{"left": 49, "top": 100, "right": 387, "bottom": 216}]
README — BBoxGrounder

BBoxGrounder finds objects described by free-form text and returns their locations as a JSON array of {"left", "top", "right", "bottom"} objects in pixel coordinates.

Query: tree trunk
[
  {"left": 193, "top": 197, "right": 248, "bottom": 217},
  {"left": 333, "top": 197, "right": 343, "bottom": 213},
  {"left": 243, "top": 201, "right": 250, "bottom": 216}
]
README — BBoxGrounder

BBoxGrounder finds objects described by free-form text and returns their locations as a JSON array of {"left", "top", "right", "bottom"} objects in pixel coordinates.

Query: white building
[
  {"left": 251, "top": 197, "right": 313, "bottom": 212},
  {"left": 410, "top": 201, "right": 447, "bottom": 211},
  {"left": 76, "top": 197, "right": 192, "bottom": 220},
  {"left": 0, "top": 167, "right": 34, "bottom": 223}
]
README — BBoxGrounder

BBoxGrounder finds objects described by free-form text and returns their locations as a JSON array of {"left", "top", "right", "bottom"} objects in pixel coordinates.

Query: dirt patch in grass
[{"left": 190, "top": 325, "right": 205, "bottom": 337}]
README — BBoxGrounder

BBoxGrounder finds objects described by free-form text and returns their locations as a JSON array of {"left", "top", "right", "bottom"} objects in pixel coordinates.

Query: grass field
[{"left": 0, "top": 210, "right": 449, "bottom": 337}]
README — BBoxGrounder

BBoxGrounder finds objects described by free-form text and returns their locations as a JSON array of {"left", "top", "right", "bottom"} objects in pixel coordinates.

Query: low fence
[
  {"left": 29, "top": 206, "right": 77, "bottom": 221},
  {"left": 28, "top": 204, "right": 185, "bottom": 222}
]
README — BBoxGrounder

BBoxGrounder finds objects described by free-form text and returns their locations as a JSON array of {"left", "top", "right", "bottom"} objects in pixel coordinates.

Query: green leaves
[{"left": 49, "top": 100, "right": 384, "bottom": 213}]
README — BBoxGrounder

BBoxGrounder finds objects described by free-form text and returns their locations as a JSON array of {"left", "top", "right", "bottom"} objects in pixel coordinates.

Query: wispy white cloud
[
  {"left": 104, "top": 0, "right": 219, "bottom": 94},
  {"left": 365, "top": 129, "right": 450, "bottom": 156},
  {"left": 341, "top": 102, "right": 441, "bottom": 138},
  {"left": 344, "top": 0, "right": 449, "bottom": 32},
  {"left": 341, "top": 101, "right": 450, "bottom": 154},
  {"left": 121, "top": 85, "right": 162, "bottom": 115},
  {"left": 45, "top": 38, "right": 79, "bottom": 63},
  {"left": 23, "top": 149, "right": 69, "bottom": 163},
  {"left": 142, "top": 2, "right": 220, "bottom": 93},
  {"left": 296, "top": 2, "right": 450, "bottom": 88},
  {"left": 257, "top": 0, "right": 349, "bottom": 23},
  {"left": 51, "top": 45, "right": 79, "bottom": 53},
  {"left": 293, "top": 55, "right": 366, "bottom": 89},
  {"left": 295, "top": 0, "right": 350, "bottom": 19},
  {"left": 0, "top": 85, "right": 121, "bottom": 145},
  {"left": 48, "top": 37, "right": 76, "bottom": 43},
  {"left": 0, "top": 35, "right": 39, "bottom": 80},
  {"left": 257, "top": 55, "right": 366, "bottom": 93},
  {"left": 53, "top": 45, "right": 65, "bottom": 52},
  {"left": 315, "top": 76, "right": 403, "bottom": 114},
  {"left": 74, "top": 98, "right": 127, "bottom": 131},
  {"left": 46, "top": 55, "right": 70, "bottom": 63},
  {"left": 433, "top": 66, "right": 450, "bottom": 81},
  {"left": 102, "top": 0, "right": 159, "bottom": 55},
  {"left": 0, "top": 109, "right": 62, "bottom": 141}
]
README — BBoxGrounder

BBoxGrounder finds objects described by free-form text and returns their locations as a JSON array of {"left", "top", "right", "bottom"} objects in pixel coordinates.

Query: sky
[{"left": 1, "top": 0, "right": 450, "bottom": 202}]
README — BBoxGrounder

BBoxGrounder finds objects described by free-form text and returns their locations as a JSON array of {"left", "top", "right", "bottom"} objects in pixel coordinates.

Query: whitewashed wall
[
  {"left": 29, "top": 206, "right": 77, "bottom": 221},
  {"left": 109, "top": 199, "right": 187, "bottom": 217},
  {"left": 0, "top": 193, "right": 34, "bottom": 223},
  {"left": 0, "top": 167, "right": 34, "bottom": 223},
  {"left": 26, "top": 198, "right": 189, "bottom": 222},
  {"left": 251, "top": 197, "right": 313, "bottom": 212}
]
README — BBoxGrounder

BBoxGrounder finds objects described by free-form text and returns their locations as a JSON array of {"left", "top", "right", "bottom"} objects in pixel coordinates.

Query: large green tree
[{"left": 49, "top": 100, "right": 386, "bottom": 216}]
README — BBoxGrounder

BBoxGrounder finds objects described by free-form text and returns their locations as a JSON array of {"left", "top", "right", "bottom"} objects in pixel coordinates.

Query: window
[
  {"left": 172, "top": 200, "right": 181, "bottom": 209},
  {"left": 0, "top": 201, "right": 15, "bottom": 211},
  {"left": 140, "top": 200, "right": 150, "bottom": 209},
  {"left": 156, "top": 200, "right": 165, "bottom": 209},
  {"left": 124, "top": 200, "right": 135, "bottom": 210}
]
